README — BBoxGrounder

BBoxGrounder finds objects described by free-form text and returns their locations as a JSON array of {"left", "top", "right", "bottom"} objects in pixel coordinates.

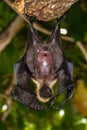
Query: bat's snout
[{"left": 40, "top": 85, "right": 52, "bottom": 98}]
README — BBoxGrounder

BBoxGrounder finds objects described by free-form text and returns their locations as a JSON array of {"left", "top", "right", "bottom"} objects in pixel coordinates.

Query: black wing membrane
[
  {"left": 13, "top": 55, "right": 44, "bottom": 110},
  {"left": 50, "top": 59, "right": 74, "bottom": 110},
  {"left": 48, "top": 19, "right": 74, "bottom": 109}
]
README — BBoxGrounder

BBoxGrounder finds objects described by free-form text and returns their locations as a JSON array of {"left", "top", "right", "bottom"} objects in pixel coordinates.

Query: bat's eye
[{"left": 40, "top": 85, "right": 52, "bottom": 98}]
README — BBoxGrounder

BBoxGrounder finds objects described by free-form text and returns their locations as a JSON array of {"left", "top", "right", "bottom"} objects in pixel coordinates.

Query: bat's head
[{"left": 32, "top": 76, "right": 57, "bottom": 102}]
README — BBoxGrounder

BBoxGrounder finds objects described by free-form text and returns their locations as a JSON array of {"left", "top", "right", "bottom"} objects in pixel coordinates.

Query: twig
[
  {"left": 61, "top": 35, "right": 74, "bottom": 42},
  {"left": 4, "top": 0, "right": 28, "bottom": 23},
  {"left": 0, "top": 15, "right": 26, "bottom": 52},
  {"left": 0, "top": 94, "right": 7, "bottom": 99},
  {"left": 1, "top": 76, "right": 15, "bottom": 122},
  {"left": 76, "top": 41, "right": 87, "bottom": 62},
  {"left": 33, "top": 23, "right": 51, "bottom": 35},
  {"left": 61, "top": 36, "right": 87, "bottom": 62}
]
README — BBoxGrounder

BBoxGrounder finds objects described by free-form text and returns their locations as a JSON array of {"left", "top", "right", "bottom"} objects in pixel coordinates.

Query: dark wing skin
[
  {"left": 47, "top": 19, "right": 74, "bottom": 109},
  {"left": 47, "top": 20, "right": 63, "bottom": 70},
  {"left": 13, "top": 26, "right": 44, "bottom": 110},
  {"left": 54, "top": 59, "right": 74, "bottom": 109},
  {"left": 26, "top": 18, "right": 43, "bottom": 73},
  {"left": 13, "top": 18, "right": 44, "bottom": 110}
]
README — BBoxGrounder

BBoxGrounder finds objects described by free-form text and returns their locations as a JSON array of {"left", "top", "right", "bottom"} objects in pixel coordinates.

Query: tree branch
[
  {"left": 76, "top": 41, "right": 87, "bottom": 62},
  {"left": 1, "top": 76, "right": 15, "bottom": 122},
  {"left": 4, "top": 0, "right": 78, "bottom": 21},
  {"left": 4, "top": 0, "right": 28, "bottom": 23},
  {"left": 0, "top": 15, "right": 26, "bottom": 52}
]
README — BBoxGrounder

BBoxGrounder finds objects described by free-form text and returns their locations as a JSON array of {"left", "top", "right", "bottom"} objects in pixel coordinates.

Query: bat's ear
[{"left": 27, "top": 17, "right": 42, "bottom": 46}]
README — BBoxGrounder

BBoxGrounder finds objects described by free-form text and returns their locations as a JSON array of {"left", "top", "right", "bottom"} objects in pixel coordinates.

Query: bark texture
[{"left": 9, "top": 0, "right": 78, "bottom": 21}]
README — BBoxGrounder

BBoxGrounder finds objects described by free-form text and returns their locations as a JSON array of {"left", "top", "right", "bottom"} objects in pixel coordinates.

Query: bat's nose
[{"left": 40, "top": 85, "right": 52, "bottom": 98}]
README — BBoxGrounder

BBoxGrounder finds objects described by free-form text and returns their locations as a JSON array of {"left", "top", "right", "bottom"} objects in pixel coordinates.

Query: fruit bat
[{"left": 12, "top": 17, "right": 74, "bottom": 110}]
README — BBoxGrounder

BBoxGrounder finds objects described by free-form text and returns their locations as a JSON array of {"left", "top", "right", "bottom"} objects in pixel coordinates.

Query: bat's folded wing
[{"left": 13, "top": 86, "right": 44, "bottom": 110}]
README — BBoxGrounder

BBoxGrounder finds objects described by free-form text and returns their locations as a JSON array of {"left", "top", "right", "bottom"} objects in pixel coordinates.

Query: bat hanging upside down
[{"left": 12, "top": 17, "right": 74, "bottom": 110}]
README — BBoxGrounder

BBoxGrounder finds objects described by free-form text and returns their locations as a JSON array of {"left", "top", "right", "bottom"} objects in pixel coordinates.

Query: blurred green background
[{"left": 0, "top": 1, "right": 87, "bottom": 130}]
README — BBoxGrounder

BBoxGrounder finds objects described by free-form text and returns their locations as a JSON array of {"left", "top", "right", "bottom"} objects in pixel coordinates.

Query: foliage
[{"left": 0, "top": 1, "right": 87, "bottom": 130}]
